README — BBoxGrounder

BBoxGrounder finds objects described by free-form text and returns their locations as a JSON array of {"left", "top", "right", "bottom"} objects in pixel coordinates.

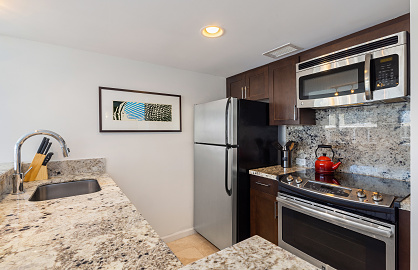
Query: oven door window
[
  {"left": 299, "top": 63, "right": 364, "bottom": 100},
  {"left": 282, "top": 207, "right": 386, "bottom": 270}
]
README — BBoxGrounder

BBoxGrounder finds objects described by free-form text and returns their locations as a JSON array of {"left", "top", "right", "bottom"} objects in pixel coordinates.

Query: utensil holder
[
  {"left": 35, "top": 165, "right": 48, "bottom": 181},
  {"left": 24, "top": 153, "right": 46, "bottom": 182},
  {"left": 281, "top": 150, "right": 292, "bottom": 168}
]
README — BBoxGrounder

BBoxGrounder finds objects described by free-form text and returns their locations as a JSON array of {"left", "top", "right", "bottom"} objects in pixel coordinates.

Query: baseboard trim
[{"left": 161, "top": 228, "right": 196, "bottom": 243}]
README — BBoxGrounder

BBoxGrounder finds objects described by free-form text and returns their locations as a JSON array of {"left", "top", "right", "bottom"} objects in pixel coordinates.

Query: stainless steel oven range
[{"left": 277, "top": 169, "right": 410, "bottom": 270}]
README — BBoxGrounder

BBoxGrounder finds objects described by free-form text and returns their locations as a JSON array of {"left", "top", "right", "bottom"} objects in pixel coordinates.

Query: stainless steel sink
[{"left": 29, "top": 179, "right": 101, "bottom": 201}]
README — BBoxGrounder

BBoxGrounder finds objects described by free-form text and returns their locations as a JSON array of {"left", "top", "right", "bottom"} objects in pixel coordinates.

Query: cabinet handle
[
  {"left": 245, "top": 86, "right": 247, "bottom": 99},
  {"left": 241, "top": 87, "right": 244, "bottom": 99},
  {"left": 293, "top": 105, "right": 298, "bottom": 121},
  {"left": 274, "top": 201, "right": 278, "bottom": 219},
  {"left": 255, "top": 181, "right": 270, "bottom": 187}
]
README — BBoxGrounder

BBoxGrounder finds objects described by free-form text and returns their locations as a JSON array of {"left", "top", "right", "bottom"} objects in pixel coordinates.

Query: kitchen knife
[
  {"left": 43, "top": 142, "right": 52, "bottom": 155},
  {"left": 37, "top": 137, "right": 47, "bottom": 154},
  {"left": 42, "top": 152, "right": 54, "bottom": 166},
  {"left": 40, "top": 138, "right": 50, "bottom": 154}
]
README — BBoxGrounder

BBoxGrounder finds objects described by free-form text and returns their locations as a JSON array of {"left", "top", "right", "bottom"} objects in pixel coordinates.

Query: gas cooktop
[{"left": 279, "top": 169, "right": 410, "bottom": 208}]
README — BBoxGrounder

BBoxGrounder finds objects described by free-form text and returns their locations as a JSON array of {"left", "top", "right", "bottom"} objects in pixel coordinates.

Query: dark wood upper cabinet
[
  {"left": 226, "top": 73, "right": 245, "bottom": 99},
  {"left": 268, "top": 56, "right": 315, "bottom": 125},
  {"left": 245, "top": 66, "right": 269, "bottom": 100},
  {"left": 226, "top": 66, "right": 268, "bottom": 100},
  {"left": 299, "top": 14, "right": 409, "bottom": 63}
]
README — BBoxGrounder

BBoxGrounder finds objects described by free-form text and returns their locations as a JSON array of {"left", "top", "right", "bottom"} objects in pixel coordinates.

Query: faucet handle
[{"left": 23, "top": 167, "right": 33, "bottom": 178}]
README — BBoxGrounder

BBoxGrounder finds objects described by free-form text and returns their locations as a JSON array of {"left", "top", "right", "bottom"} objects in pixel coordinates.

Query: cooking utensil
[
  {"left": 315, "top": 145, "right": 342, "bottom": 174},
  {"left": 284, "top": 141, "right": 296, "bottom": 151},
  {"left": 271, "top": 142, "right": 283, "bottom": 151}
]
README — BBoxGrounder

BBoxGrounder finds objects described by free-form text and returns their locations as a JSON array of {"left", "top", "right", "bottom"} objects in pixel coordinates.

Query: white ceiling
[{"left": 0, "top": 0, "right": 410, "bottom": 77}]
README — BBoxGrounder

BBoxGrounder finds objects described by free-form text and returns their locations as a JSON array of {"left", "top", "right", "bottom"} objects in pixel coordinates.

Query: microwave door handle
[
  {"left": 364, "top": 53, "right": 373, "bottom": 100},
  {"left": 277, "top": 196, "right": 393, "bottom": 238}
]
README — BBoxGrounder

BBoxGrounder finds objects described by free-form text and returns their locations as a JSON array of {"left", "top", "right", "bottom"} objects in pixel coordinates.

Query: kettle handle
[{"left": 315, "top": 145, "right": 335, "bottom": 160}]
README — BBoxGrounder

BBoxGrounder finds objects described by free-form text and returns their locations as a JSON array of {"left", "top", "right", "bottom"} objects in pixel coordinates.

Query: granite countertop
[
  {"left": 180, "top": 235, "right": 317, "bottom": 270},
  {"left": 0, "top": 171, "right": 182, "bottom": 269},
  {"left": 249, "top": 165, "right": 411, "bottom": 211},
  {"left": 249, "top": 165, "right": 308, "bottom": 180},
  {"left": 400, "top": 195, "right": 410, "bottom": 211}
]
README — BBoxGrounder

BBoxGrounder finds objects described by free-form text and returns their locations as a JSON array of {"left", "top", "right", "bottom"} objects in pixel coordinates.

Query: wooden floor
[{"left": 167, "top": 233, "right": 220, "bottom": 265}]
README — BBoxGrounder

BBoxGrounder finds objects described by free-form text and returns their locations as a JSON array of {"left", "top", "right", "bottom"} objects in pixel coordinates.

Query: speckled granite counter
[
  {"left": 0, "top": 167, "right": 182, "bottom": 269},
  {"left": 249, "top": 165, "right": 307, "bottom": 180},
  {"left": 249, "top": 165, "right": 411, "bottom": 211},
  {"left": 400, "top": 195, "right": 411, "bottom": 211},
  {"left": 180, "top": 235, "right": 317, "bottom": 270}
]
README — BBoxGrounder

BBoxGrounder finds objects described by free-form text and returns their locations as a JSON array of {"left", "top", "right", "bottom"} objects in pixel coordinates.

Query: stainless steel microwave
[{"left": 296, "top": 31, "right": 408, "bottom": 108}]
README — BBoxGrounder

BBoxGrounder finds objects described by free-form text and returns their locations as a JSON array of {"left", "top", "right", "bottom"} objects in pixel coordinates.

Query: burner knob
[
  {"left": 372, "top": 192, "right": 383, "bottom": 202},
  {"left": 295, "top": 177, "right": 303, "bottom": 184},
  {"left": 357, "top": 189, "right": 366, "bottom": 198},
  {"left": 286, "top": 175, "right": 294, "bottom": 182}
]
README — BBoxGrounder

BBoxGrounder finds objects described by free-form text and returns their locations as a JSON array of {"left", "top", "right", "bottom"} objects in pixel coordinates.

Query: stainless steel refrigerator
[{"left": 194, "top": 97, "right": 277, "bottom": 250}]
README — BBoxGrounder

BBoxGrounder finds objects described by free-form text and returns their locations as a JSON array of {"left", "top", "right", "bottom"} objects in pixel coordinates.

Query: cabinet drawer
[{"left": 250, "top": 175, "right": 278, "bottom": 196}]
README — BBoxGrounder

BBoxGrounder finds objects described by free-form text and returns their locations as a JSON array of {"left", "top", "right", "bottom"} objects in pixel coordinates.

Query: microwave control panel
[{"left": 373, "top": 54, "right": 399, "bottom": 90}]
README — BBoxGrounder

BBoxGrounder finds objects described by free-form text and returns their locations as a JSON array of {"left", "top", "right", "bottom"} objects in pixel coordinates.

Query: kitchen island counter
[
  {"left": 0, "top": 169, "right": 182, "bottom": 269},
  {"left": 180, "top": 235, "right": 317, "bottom": 270}
]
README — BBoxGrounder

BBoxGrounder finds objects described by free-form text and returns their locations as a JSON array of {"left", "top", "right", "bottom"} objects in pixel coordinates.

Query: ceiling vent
[{"left": 262, "top": 43, "right": 303, "bottom": 59}]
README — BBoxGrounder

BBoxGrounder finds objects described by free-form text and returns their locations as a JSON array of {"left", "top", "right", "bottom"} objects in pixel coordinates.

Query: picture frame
[{"left": 99, "top": 87, "right": 182, "bottom": 132}]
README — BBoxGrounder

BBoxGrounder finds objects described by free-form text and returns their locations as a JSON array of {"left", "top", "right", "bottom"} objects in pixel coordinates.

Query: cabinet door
[
  {"left": 269, "top": 56, "right": 315, "bottom": 125},
  {"left": 226, "top": 74, "right": 245, "bottom": 99},
  {"left": 245, "top": 66, "right": 268, "bottom": 100},
  {"left": 250, "top": 188, "right": 278, "bottom": 245},
  {"left": 398, "top": 209, "right": 410, "bottom": 270}
]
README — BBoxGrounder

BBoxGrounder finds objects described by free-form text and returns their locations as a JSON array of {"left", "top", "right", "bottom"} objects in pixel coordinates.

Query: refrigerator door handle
[
  {"left": 224, "top": 148, "right": 232, "bottom": 196},
  {"left": 224, "top": 97, "right": 232, "bottom": 196},
  {"left": 225, "top": 97, "right": 231, "bottom": 146}
]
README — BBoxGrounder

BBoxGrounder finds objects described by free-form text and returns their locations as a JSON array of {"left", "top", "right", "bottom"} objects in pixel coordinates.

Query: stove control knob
[
  {"left": 286, "top": 175, "right": 294, "bottom": 183},
  {"left": 372, "top": 192, "right": 383, "bottom": 202},
  {"left": 295, "top": 177, "right": 303, "bottom": 184},
  {"left": 357, "top": 189, "right": 366, "bottom": 198}
]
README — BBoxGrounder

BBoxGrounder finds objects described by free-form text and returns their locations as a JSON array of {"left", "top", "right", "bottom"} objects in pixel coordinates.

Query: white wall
[
  {"left": 411, "top": 1, "right": 417, "bottom": 268},
  {"left": 0, "top": 35, "right": 225, "bottom": 239}
]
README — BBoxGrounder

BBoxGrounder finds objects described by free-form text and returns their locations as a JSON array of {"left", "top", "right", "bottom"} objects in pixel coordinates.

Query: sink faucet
[{"left": 13, "top": 130, "right": 70, "bottom": 194}]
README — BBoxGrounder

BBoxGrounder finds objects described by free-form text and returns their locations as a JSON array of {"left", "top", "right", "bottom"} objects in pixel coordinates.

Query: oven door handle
[{"left": 277, "top": 196, "right": 393, "bottom": 238}]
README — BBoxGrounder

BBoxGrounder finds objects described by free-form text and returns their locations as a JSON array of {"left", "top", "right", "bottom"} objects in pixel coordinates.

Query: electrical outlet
[{"left": 296, "top": 158, "right": 306, "bottom": 166}]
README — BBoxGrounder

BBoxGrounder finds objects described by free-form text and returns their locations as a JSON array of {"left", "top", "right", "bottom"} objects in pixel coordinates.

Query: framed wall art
[{"left": 99, "top": 87, "right": 182, "bottom": 132}]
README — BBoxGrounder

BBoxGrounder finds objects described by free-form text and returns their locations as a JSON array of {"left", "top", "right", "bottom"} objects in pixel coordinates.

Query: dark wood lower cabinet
[
  {"left": 250, "top": 187, "right": 278, "bottom": 245},
  {"left": 398, "top": 209, "right": 410, "bottom": 270}
]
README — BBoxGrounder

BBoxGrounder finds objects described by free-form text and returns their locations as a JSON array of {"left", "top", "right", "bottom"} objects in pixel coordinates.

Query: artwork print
[
  {"left": 113, "top": 101, "right": 172, "bottom": 122},
  {"left": 99, "top": 87, "right": 181, "bottom": 132}
]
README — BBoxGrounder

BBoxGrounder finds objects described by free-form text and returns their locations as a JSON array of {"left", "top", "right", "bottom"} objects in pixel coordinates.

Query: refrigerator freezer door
[
  {"left": 194, "top": 98, "right": 237, "bottom": 145},
  {"left": 194, "top": 143, "right": 237, "bottom": 250}
]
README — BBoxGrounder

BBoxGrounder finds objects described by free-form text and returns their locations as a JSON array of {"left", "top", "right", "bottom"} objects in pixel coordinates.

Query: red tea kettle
[{"left": 315, "top": 145, "right": 342, "bottom": 174}]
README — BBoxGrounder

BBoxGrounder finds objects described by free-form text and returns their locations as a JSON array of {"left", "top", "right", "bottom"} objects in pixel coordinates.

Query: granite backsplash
[{"left": 287, "top": 101, "right": 410, "bottom": 181}]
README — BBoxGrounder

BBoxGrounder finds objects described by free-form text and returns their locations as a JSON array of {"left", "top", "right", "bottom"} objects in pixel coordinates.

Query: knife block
[
  {"left": 35, "top": 166, "right": 48, "bottom": 181},
  {"left": 24, "top": 153, "right": 46, "bottom": 182}
]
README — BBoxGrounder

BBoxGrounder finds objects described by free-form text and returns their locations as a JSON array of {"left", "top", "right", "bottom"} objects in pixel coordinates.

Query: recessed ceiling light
[{"left": 201, "top": 26, "right": 224, "bottom": 38}]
